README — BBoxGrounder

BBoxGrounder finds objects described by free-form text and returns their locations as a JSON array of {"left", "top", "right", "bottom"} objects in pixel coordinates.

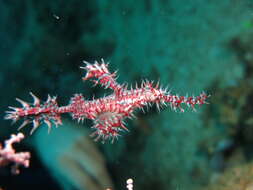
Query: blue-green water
[{"left": 0, "top": 1, "right": 253, "bottom": 190}]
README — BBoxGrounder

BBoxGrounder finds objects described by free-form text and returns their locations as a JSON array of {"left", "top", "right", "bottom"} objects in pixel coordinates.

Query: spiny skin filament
[{"left": 5, "top": 59, "right": 209, "bottom": 143}]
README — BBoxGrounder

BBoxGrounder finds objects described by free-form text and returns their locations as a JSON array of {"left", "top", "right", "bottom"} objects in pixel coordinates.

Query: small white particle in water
[{"left": 53, "top": 14, "right": 60, "bottom": 20}]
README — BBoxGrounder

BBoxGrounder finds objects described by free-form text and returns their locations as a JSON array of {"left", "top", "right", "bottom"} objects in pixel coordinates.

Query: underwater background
[{"left": 1, "top": 0, "right": 253, "bottom": 190}]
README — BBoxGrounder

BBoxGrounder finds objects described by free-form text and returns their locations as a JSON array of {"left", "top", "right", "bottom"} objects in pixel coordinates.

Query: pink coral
[{"left": 0, "top": 133, "right": 30, "bottom": 174}]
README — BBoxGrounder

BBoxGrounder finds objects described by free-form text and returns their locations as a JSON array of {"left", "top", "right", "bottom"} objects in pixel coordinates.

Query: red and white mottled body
[{"left": 5, "top": 59, "right": 209, "bottom": 143}]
